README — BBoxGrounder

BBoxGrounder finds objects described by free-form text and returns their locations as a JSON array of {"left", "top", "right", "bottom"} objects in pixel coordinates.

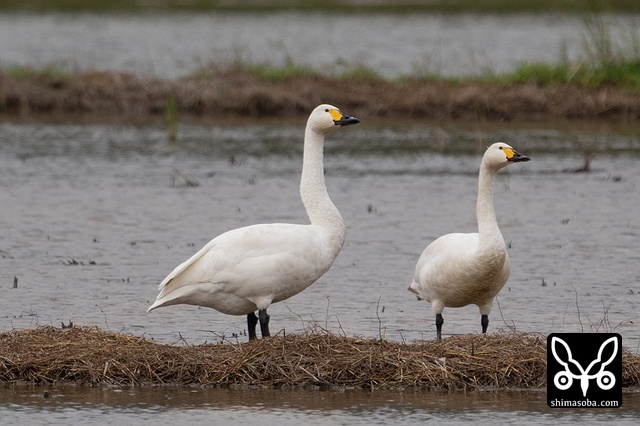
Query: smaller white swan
[
  {"left": 148, "top": 104, "right": 360, "bottom": 340},
  {"left": 408, "top": 142, "right": 530, "bottom": 340}
]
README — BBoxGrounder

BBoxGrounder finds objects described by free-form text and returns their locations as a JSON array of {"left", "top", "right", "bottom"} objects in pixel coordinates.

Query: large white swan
[
  {"left": 148, "top": 104, "right": 360, "bottom": 340},
  {"left": 408, "top": 142, "right": 530, "bottom": 340}
]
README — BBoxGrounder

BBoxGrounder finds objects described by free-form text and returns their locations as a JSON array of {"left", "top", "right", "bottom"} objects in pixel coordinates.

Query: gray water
[
  {"left": 1, "top": 386, "right": 640, "bottom": 425},
  {"left": 2, "top": 119, "right": 639, "bottom": 346},
  {"left": 1, "top": 118, "right": 639, "bottom": 423},
  {"left": 0, "top": 11, "right": 638, "bottom": 78}
]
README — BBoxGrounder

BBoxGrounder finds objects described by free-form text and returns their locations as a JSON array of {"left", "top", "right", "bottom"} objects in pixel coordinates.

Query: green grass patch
[
  {"left": 333, "top": 61, "right": 384, "bottom": 81},
  {"left": 192, "top": 59, "right": 385, "bottom": 82},
  {"left": 482, "top": 60, "right": 640, "bottom": 90},
  {"left": 501, "top": 63, "right": 577, "bottom": 85},
  {"left": 589, "top": 60, "right": 640, "bottom": 88},
  {"left": 192, "top": 60, "right": 316, "bottom": 81},
  {"left": 5, "top": 57, "right": 640, "bottom": 91},
  {"left": 4, "top": 65, "right": 71, "bottom": 80},
  {"left": 245, "top": 62, "right": 317, "bottom": 81}
]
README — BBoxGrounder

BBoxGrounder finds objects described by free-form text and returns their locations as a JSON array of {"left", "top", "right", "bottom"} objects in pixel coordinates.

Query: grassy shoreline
[
  {"left": 1, "top": 64, "right": 639, "bottom": 124},
  {"left": 2, "top": 4, "right": 638, "bottom": 123}
]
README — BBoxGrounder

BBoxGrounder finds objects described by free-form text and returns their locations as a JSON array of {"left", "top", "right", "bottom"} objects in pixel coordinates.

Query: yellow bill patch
[
  {"left": 327, "top": 109, "right": 343, "bottom": 122},
  {"left": 502, "top": 147, "right": 515, "bottom": 159}
]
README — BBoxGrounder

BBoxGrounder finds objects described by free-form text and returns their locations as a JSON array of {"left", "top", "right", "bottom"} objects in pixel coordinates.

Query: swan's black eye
[
  {"left": 499, "top": 146, "right": 503, "bottom": 150},
  {"left": 325, "top": 109, "right": 329, "bottom": 112}
]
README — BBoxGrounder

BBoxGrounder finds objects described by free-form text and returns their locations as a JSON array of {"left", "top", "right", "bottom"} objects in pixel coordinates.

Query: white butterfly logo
[{"left": 551, "top": 336, "right": 618, "bottom": 397}]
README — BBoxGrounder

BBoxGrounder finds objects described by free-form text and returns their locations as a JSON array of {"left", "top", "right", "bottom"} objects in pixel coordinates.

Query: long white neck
[
  {"left": 476, "top": 164, "right": 504, "bottom": 249},
  {"left": 300, "top": 127, "right": 346, "bottom": 236}
]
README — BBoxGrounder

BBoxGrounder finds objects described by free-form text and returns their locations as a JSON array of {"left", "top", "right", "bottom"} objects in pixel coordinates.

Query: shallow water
[
  {"left": 0, "top": 11, "right": 638, "bottom": 78},
  {"left": 1, "top": 386, "right": 640, "bottom": 425},
  {"left": 1, "top": 118, "right": 639, "bottom": 346},
  {"left": 1, "top": 118, "right": 640, "bottom": 423}
]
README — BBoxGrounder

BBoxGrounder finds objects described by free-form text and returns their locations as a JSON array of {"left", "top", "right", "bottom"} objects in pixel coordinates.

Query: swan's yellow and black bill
[
  {"left": 328, "top": 108, "right": 360, "bottom": 126},
  {"left": 504, "top": 147, "right": 531, "bottom": 163}
]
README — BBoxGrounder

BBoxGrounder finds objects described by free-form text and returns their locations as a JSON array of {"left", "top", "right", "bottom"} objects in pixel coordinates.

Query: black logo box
[{"left": 547, "top": 333, "right": 622, "bottom": 408}]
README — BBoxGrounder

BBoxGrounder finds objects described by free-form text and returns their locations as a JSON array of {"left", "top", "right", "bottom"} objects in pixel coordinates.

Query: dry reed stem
[{"left": 1, "top": 326, "right": 639, "bottom": 390}]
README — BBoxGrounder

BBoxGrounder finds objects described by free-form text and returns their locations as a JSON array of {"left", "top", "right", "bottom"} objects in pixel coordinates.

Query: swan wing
[
  {"left": 149, "top": 223, "right": 339, "bottom": 313},
  {"left": 410, "top": 231, "right": 509, "bottom": 309},
  {"left": 412, "top": 233, "right": 478, "bottom": 287}
]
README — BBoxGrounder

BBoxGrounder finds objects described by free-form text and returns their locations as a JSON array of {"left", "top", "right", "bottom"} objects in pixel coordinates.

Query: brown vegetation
[
  {"left": 1, "top": 325, "right": 640, "bottom": 390},
  {"left": 1, "top": 70, "right": 639, "bottom": 123}
]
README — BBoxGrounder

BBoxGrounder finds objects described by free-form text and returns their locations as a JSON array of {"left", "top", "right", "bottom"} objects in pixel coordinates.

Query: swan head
[
  {"left": 308, "top": 104, "right": 360, "bottom": 134},
  {"left": 484, "top": 142, "right": 531, "bottom": 170}
]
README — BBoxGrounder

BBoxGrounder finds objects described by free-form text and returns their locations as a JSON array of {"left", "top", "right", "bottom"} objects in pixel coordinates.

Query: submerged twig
[{"left": 171, "top": 168, "right": 199, "bottom": 187}]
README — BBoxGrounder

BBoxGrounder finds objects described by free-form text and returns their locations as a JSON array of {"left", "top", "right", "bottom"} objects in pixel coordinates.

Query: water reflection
[
  {"left": 1, "top": 386, "right": 640, "bottom": 425},
  {"left": 4, "top": 119, "right": 638, "bottom": 160}
]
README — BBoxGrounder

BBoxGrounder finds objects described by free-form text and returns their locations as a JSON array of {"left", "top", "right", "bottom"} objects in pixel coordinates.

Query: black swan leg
[
  {"left": 258, "top": 309, "right": 270, "bottom": 338},
  {"left": 481, "top": 314, "right": 489, "bottom": 334},
  {"left": 247, "top": 312, "right": 258, "bottom": 340},
  {"left": 435, "top": 313, "right": 444, "bottom": 341}
]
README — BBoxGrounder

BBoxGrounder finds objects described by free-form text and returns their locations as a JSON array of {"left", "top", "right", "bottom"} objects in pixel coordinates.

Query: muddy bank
[{"left": 1, "top": 70, "right": 639, "bottom": 123}]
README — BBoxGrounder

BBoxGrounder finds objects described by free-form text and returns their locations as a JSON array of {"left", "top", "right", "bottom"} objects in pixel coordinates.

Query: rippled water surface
[
  {"left": 2, "top": 118, "right": 639, "bottom": 344},
  {"left": 0, "top": 11, "right": 638, "bottom": 78},
  {"left": 1, "top": 386, "right": 640, "bottom": 426},
  {"left": 1, "top": 118, "right": 640, "bottom": 423}
]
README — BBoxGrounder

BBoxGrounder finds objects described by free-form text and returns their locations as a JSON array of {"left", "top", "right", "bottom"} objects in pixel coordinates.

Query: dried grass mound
[{"left": 1, "top": 326, "right": 639, "bottom": 391}]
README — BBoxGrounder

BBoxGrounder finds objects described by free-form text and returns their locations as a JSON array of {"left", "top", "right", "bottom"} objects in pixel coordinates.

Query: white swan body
[
  {"left": 409, "top": 142, "right": 530, "bottom": 340},
  {"left": 148, "top": 104, "right": 360, "bottom": 340}
]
